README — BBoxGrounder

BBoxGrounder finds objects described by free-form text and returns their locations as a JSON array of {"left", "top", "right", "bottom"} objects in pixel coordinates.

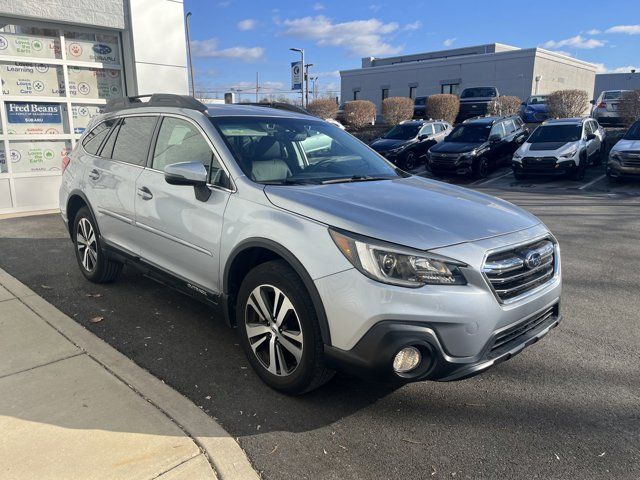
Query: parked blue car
[{"left": 520, "top": 95, "right": 549, "bottom": 123}]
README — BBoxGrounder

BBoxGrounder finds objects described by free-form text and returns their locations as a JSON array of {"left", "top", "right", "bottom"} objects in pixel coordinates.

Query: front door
[{"left": 134, "top": 115, "right": 231, "bottom": 294}]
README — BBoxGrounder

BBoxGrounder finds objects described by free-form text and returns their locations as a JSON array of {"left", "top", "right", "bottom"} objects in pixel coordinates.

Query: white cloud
[
  {"left": 191, "top": 39, "right": 264, "bottom": 61},
  {"left": 403, "top": 21, "right": 422, "bottom": 32},
  {"left": 443, "top": 37, "right": 456, "bottom": 47},
  {"left": 282, "top": 15, "right": 402, "bottom": 56},
  {"left": 313, "top": 2, "right": 325, "bottom": 10},
  {"left": 542, "top": 35, "right": 606, "bottom": 49},
  {"left": 369, "top": 4, "right": 382, "bottom": 12},
  {"left": 237, "top": 19, "right": 257, "bottom": 31},
  {"left": 606, "top": 25, "right": 640, "bottom": 35},
  {"left": 586, "top": 29, "right": 601, "bottom": 35},
  {"left": 595, "top": 64, "right": 640, "bottom": 74},
  {"left": 316, "top": 70, "right": 340, "bottom": 78}
]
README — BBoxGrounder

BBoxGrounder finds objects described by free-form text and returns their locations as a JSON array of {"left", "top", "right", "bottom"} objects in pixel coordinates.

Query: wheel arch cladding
[
  {"left": 66, "top": 191, "right": 91, "bottom": 237},
  {"left": 223, "top": 238, "right": 332, "bottom": 346}
]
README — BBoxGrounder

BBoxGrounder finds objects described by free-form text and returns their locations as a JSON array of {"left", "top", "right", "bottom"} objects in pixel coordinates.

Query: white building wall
[
  {"left": 0, "top": 0, "right": 126, "bottom": 29},
  {"left": 532, "top": 50, "right": 596, "bottom": 99},
  {"left": 594, "top": 72, "right": 640, "bottom": 98}
]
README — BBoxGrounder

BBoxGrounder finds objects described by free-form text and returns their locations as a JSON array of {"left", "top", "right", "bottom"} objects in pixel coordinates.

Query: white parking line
[
  {"left": 578, "top": 174, "right": 606, "bottom": 190},
  {"left": 473, "top": 170, "right": 513, "bottom": 186}
]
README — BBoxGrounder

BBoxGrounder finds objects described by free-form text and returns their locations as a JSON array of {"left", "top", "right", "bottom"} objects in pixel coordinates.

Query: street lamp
[
  {"left": 185, "top": 12, "right": 196, "bottom": 97},
  {"left": 289, "top": 47, "right": 304, "bottom": 107},
  {"left": 304, "top": 63, "right": 314, "bottom": 107}
]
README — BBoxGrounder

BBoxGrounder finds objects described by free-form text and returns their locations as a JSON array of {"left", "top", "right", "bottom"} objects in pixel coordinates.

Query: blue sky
[{"left": 184, "top": 0, "right": 639, "bottom": 101}]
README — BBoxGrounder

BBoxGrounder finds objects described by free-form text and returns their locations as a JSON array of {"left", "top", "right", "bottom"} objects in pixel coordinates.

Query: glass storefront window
[
  {"left": 0, "top": 62, "right": 65, "bottom": 96},
  {"left": 71, "top": 105, "right": 103, "bottom": 134},
  {"left": 5, "top": 102, "right": 69, "bottom": 135},
  {"left": 64, "top": 31, "right": 120, "bottom": 65},
  {"left": 0, "top": 149, "right": 6, "bottom": 173},
  {"left": 8, "top": 140, "right": 71, "bottom": 173},
  {"left": 0, "top": 25, "right": 62, "bottom": 59},
  {"left": 67, "top": 66, "right": 122, "bottom": 99}
]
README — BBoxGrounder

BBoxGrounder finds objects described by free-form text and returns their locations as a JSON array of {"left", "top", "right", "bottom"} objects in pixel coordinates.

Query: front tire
[
  {"left": 572, "top": 155, "right": 587, "bottom": 180},
  {"left": 236, "top": 260, "right": 334, "bottom": 394},
  {"left": 473, "top": 157, "right": 489, "bottom": 179},
  {"left": 401, "top": 151, "right": 418, "bottom": 171},
  {"left": 73, "top": 207, "right": 122, "bottom": 283}
]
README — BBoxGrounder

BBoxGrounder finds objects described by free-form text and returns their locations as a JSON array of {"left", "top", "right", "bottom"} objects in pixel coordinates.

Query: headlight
[
  {"left": 513, "top": 150, "right": 523, "bottom": 159},
  {"left": 388, "top": 145, "right": 405, "bottom": 153},
  {"left": 609, "top": 151, "right": 621, "bottom": 161},
  {"left": 329, "top": 229, "right": 467, "bottom": 287},
  {"left": 559, "top": 148, "right": 577, "bottom": 159}
]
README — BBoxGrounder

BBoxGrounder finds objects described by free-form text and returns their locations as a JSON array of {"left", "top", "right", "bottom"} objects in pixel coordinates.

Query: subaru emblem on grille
[{"left": 524, "top": 251, "right": 542, "bottom": 269}]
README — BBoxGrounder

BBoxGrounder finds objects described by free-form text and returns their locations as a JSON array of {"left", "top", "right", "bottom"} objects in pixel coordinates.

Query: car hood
[
  {"left": 264, "top": 176, "right": 540, "bottom": 251},
  {"left": 524, "top": 104, "right": 548, "bottom": 112},
  {"left": 430, "top": 141, "right": 483, "bottom": 154},
  {"left": 370, "top": 138, "right": 411, "bottom": 151},
  {"left": 529, "top": 141, "right": 571, "bottom": 151},
  {"left": 612, "top": 139, "right": 640, "bottom": 152}
]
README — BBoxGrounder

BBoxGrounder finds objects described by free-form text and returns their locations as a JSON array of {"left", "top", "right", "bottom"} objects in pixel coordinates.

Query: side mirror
[
  {"left": 489, "top": 134, "right": 501, "bottom": 144},
  {"left": 590, "top": 100, "right": 595, "bottom": 105},
  {"left": 165, "top": 161, "right": 211, "bottom": 202},
  {"left": 418, "top": 134, "right": 429, "bottom": 141},
  {"left": 586, "top": 133, "right": 596, "bottom": 141}
]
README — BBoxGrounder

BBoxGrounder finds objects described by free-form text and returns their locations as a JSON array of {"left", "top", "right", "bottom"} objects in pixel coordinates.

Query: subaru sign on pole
[{"left": 291, "top": 61, "right": 302, "bottom": 91}]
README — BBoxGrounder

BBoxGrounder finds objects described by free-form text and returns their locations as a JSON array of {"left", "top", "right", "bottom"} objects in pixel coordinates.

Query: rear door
[
  {"left": 84, "top": 115, "right": 158, "bottom": 254},
  {"left": 134, "top": 115, "right": 232, "bottom": 294},
  {"left": 488, "top": 121, "right": 507, "bottom": 164}
]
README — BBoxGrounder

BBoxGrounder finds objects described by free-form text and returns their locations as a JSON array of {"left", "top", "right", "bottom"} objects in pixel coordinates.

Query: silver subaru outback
[{"left": 59, "top": 94, "right": 562, "bottom": 394}]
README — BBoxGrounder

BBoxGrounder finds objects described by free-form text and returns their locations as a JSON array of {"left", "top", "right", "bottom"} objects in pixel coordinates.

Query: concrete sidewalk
[{"left": 0, "top": 267, "right": 259, "bottom": 480}]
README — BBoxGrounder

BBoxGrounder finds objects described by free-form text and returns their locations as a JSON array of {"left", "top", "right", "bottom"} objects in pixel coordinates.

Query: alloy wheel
[
  {"left": 76, "top": 217, "right": 98, "bottom": 272},
  {"left": 244, "top": 284, "right": 304, "bottom": 377},
  {"left": 404, "top": 152, "right": 417, "bottom": 170}
]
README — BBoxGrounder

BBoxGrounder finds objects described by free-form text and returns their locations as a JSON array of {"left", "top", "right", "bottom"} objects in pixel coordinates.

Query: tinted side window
[
  {"left": 153, "top": 117, "right": 223, "bottom": 182},
  {"left": 490, "top": 122, "right": 506, "bottom": 138},
  {"left": 504, "top": 120, "right": 516, "bottom": 134},
  {"left": 82, "top": 120, "right": 115, "bottom": 155},
  {"left": 111, "top": 116, "right": 157, "bottom": 166},
  {"left": 420, "top": 124, "right": 434, "bottom": 136}
]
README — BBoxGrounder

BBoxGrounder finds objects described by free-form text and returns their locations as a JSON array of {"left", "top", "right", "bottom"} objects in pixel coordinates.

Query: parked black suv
[
  {"left": 428, "top": 116, "right": 528, "bottom": 179},
  {"left": 456, "top": 87, "right": 499, "bottom": 122},
  {"left": 413, "top": 96, "right": 428, "bottom": 118},
  {"left": 370, "top": 119, "right": 451, "bottom": 169}
]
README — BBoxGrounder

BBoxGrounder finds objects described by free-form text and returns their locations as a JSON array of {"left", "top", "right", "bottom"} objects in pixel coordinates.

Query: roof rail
[
  {"left": 241, "top": 102, "right": 310, "bottom": 116},
  {"left": 103, "top": 94, "right": 208, "bottom": 113}
]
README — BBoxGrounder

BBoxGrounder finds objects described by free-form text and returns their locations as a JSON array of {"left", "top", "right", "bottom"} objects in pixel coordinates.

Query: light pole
[
  {"left": 185, "top": 12, "right": 196, "bottom": 97},
  {"left": 304, "top": 63, "right": 313, "bottom": 107},
  {"left": 289, "top": 47, "right": 304, "bottom": 107}
]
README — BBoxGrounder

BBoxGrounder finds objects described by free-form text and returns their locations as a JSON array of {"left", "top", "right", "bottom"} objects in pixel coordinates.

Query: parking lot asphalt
[{"left": 1, "top": 183, "right": 639, "bottom": 480}]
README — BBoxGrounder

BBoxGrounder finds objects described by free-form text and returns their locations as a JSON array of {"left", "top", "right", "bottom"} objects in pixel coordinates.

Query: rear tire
[
  {"left": 236, "top": 260, "right": 334, "bottom": 394},
  {"left": 73, "top": 207, "right": 122, "bottom": 283}
]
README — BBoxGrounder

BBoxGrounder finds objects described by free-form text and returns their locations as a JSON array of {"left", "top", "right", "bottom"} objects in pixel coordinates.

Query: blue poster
[{"left": 6, "top": 102, "right": 62, "bottom": 125}]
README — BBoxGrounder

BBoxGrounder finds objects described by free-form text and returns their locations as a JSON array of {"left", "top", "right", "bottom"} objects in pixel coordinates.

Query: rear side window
[
  {"left": 82, "top": 120, "right": 115, "bottom": 156},
  {"left": 110, "top": 116, "right": 157, "bottom": 166},
  {"left": 504, "top": 120, "right": 516, "bottom": 134},
  {"left": 490, "top": 122, "right": 506, "bottom": 138}
]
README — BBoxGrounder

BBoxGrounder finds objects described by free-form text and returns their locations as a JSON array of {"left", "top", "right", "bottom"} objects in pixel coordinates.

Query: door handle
[
  {"left": 88, "top": 169, "right": 100, "bottom": 181},
  {"left": 137, "top": 186, "right": 153, "bottom": 200}
]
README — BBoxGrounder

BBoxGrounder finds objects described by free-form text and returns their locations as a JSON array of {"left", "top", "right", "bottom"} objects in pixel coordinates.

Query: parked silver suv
[{"left": 60, "top": 94, "right": 562, "bottom": 394}]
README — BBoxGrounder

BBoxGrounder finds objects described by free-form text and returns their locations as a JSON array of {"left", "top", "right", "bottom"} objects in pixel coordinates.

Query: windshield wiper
[
  {"left": 321, "top": 175, "right": 392, "bottom": 184},
  {"left": 262, "top": 178, "right": 317, "bottom": 185}
]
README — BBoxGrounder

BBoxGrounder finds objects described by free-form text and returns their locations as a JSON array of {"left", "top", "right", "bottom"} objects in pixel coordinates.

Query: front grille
[
  {"left": 429, "top": 154, "right": 459, "bottom": 166},
  {"left": 489, "top": 304, "right": 557, "bottom": 355},
  {"left": 522, "top": 156, "right": 558, "bottom": 168},
  {"left": 482, "top": 239, "right": 556, "bottom": 302},
  {"left": 619, "top": 151, "right": 640, "bottom": 167}
]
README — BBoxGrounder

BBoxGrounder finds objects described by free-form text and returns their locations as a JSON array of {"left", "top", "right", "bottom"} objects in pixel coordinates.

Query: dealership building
[
  {"left": 340, "top": 43, "right": 597, "bottom": 113},
  {"left": 594, "top": 71, "right": 640, "bottom": 99},
  {"left": 0, "top": 0, "right": 189, "bottom": 214}
]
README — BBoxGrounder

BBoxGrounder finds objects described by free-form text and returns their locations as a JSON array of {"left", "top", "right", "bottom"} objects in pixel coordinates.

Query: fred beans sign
[
  {"left": 0, "top": 32, "right": 61, "bottom": 59},
  {"left": 65, "top": 35, "right": 119, "bottom": 65},
  {"left": 6, "top": 102, "right": 66, "bottom": 135},
  {"left": 67, "top": 67, "right": 121, "bottom": 99},
  {"left": 1, "top": 62, "right": 65, "bottom": 96},
  {"left": 9, "top": 141, "right": 71, "bottom": 173}
]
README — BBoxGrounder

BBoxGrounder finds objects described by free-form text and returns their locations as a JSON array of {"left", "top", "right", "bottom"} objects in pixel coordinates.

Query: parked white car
[{"left": 512, "top": 118, "right": 605, "bottom": 180}]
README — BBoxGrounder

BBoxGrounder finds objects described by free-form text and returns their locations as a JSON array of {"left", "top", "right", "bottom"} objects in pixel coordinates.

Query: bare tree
[
  {"left": 307, "top": 98, "right": 339, "bottom": 119},
  {"left": 425, "top": 94, "right": 460, "bottom": 124},
  {"left": 618, "top": 90, "right": 640, "bottom": 126},
  {"left": 344, "top": 100, "right": 376, "bottom": 129},
  {"left": 547, "top": 90, "right": 590, "bottom": 118},
  {"left": 487, "top": 96, "right": 522, "bottom": 116},
  {"left": 381, "top": 97, "right": 414, "bottom": 125}
]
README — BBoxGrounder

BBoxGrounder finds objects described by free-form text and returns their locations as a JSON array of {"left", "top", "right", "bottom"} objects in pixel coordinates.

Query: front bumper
[
  {"left": 428, "top": 156, "right": 473, "bottom": 175},
  {"left": 607, "top": 160, "right": 640, "bottom": 178},
  {"left": 325, "top": 303, "right": 561, "bottom": 382},
  {"left": 513, "top": 158, "right": 577, "bottom": 176}
]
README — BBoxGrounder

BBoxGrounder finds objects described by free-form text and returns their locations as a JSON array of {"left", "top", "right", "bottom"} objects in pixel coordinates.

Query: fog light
[{"left": 393, "top": 346, "right": 421, "bottom": 373}]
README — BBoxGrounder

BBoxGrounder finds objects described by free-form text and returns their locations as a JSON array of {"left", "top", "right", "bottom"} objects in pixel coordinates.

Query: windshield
[
  {"left": 528, "top": 95, "right": 547, "bottom": 105},
  {"left": 210, "top": 116, "right": 402, "bottom": 185},
  {"left": 460, "top": 87, "right": 497, "bottom": 99},
  {"left": 414, "top": 97, "right": 427, "bottom": 106},
  {"left": 446, "top": 124, "right": 491, "bottom": 143},
  {"left": 527, "top": 125, "right": 582, "bottom": 143},
  {"left": 603, "top": 91, "right": 623, "bottom": 100},
  {"left": 623, "top": 121, "right": 640, "bottom": 140},
  {"left": 383, "top": 124, "right": 420, "bottom": 140}
]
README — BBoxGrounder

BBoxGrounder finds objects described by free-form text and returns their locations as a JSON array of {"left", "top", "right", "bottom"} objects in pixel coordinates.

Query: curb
[{"left": 0, "top": 267, "right": 260, "bottom": 480}]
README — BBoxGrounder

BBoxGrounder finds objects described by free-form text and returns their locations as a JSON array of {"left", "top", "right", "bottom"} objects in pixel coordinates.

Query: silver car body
[
  {"left": 60, "top": 102, "right": 562, "bottom": 382},
  {"left": 591, "top": 90, "right": 628, "bottom": 124}
]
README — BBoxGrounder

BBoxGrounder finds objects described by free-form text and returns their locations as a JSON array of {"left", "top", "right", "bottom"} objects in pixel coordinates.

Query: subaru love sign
[{"left": 6, "top": 102, "right": 62, "bottom": 125}]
